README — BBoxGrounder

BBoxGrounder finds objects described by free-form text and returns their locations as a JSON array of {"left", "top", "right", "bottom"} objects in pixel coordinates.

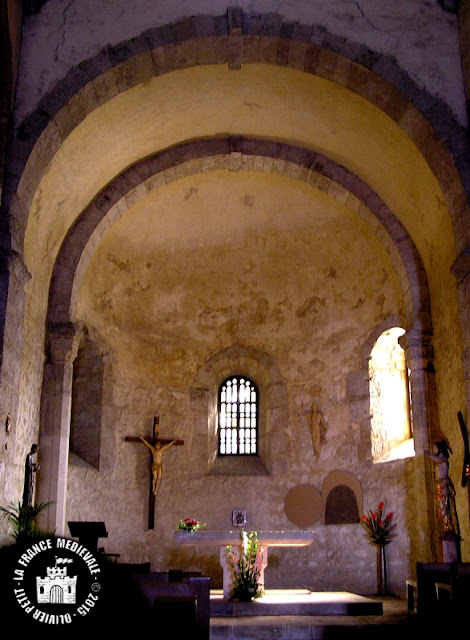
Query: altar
[{"left": 174, "top": 530, "right": 314, "bottom": 599}]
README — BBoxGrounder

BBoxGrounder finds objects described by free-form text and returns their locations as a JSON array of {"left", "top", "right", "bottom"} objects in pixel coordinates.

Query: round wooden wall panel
[{"left": 284, "top": 484, "right": 322, "bottom": 526}]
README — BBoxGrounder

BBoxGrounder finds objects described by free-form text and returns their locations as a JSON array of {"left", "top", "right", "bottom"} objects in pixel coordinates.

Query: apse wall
[{"left": 65, "top": 170, "right": 412, "bottom": 594}]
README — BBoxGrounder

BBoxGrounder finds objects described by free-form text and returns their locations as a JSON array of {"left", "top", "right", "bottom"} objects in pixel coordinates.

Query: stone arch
[
  {"left": 4, "top": 10, "right": 469, "bottom": 255},
  {"left": 360, "top": 315, "right": 410, "bottom": 364},
  {"left": 6, "top": 14, "right": 459, "bottom": 468},
  {"left": 36, "top": 131, "right": 437, "bottom": 534},
  {"left": 47, "top": 137, "right": 429, "bottom": 340},
  {"left": 190, "top": 343, "right": 288, "bottom": 476},
  {"left": 42, "top": 139, "right": 433, "bottom": 517},
  {"left": 347, "top": 315, "right": 422, "bottom": 464},
  {"left": 346, "top": 314, "right": 439, "bottom": 560}
]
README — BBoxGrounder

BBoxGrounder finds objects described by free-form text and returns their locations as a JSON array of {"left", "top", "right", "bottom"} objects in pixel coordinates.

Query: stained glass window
[{"left": 218, "top": 376, "right": 258, "bottom": 455}]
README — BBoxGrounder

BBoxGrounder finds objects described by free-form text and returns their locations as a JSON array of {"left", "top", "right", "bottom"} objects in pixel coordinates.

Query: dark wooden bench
[
  {"left": 408, "top": 562, "right": 470, "bottom": 616},
  {"left": 129, "top": 570, "right": 210, "bottom": 639},
  {"left": 435, "top": 563, "right": 470, "bottom": 614}
]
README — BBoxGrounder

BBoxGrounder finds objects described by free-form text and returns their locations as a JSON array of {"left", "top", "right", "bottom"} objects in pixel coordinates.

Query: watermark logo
[{"left": 11, "top": 537, "right": 104, "bottom": 626}]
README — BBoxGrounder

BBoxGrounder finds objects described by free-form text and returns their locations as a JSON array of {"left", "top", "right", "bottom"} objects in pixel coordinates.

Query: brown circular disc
[{"left": 284, "top": 484, "right": 322, "bottom": 526}]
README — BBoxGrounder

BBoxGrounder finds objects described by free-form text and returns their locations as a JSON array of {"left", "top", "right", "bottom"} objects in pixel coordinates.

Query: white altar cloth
[{"left": 174, "top": 530, "right": 314, "bottom": 599}]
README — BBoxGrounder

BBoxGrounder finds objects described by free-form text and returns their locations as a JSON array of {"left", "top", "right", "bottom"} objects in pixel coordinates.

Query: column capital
[
  {"left": 47, "top": 321, "right": 84, "bottom": 364},
  {"left": 399, "top": 329, "right": 434, "bottom": 369},
  {"left": 0, "top": 246, "right": 31, "bottom": 286}
]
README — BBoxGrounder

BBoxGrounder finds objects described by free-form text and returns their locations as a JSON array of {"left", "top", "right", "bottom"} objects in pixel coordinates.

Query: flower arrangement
[
  {"left": 361, "top": 501, "right": 395, "bottom": 546},
  {"left": 177, "top": 518, "right": 206, "bottom": 532},
  {"left": 225, "top": 530, "right": 264, "bottom": 601}
]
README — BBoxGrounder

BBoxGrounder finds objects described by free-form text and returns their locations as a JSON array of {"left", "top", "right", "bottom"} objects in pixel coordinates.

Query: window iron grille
[{"left": 218, "top": 376, "right": 258, "bottom": 455}]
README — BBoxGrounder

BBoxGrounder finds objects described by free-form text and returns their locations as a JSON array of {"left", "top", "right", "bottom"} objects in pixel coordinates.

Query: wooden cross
[
  {"left": 458, "top": 411, "right": 470, "bottom": 488},
  {"left": 125, "top": 416, "right": 184, "bottom": 529}
]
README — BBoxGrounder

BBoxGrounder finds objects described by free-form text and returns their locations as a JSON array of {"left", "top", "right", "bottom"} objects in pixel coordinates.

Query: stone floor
[{"left": 209, "top": 591, "right": 434, "bottom": 639}]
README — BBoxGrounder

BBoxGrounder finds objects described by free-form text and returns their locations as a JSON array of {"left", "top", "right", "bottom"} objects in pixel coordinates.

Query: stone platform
[
  {"left": 210, "top": 589, "right": 383, "bottom": 617},
  {"left": 209, "top": 593, "right": 419, "bottom": 640}
]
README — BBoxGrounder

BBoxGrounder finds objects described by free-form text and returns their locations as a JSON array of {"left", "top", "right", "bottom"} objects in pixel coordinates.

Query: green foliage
[
  {"left": 225, "top": 531, "right": 264, "bottom": 601},
  {"left": 0, "top": 502, "right": 54, "bottom": 547}
]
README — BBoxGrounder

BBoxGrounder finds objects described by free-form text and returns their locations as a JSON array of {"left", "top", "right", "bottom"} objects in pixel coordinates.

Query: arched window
[
  {"left": 369, "top": 327, "right": 414, "bottom": 462},
  {"left": 218, "top": 376, "right": 258, "bottom": 455}
]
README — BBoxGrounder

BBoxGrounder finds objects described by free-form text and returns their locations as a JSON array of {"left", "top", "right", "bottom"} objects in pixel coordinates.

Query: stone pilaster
[
  {"left": 37, "top": 322, "right": 83, "bottom": 536},
  {"left": 400, "top": 329, "right": 439, "bottom": 562},
  {"left": 0, "top": 248, "right": 30, "bottom": 484},
  {"left": 451, "top": 249, "right": 470, "bottom": 413}
]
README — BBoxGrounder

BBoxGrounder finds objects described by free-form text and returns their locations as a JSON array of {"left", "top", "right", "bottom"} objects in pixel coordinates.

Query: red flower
[
  {"left": 361, "top": 501, "right": 396, "bottom": 546},
  {"left": 177, "top": 518, "right": 206, "bottom": 532}
]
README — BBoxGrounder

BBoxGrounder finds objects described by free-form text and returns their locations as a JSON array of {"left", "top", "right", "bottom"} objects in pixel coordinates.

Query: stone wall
[{"left": 67, "top": 349, "right": 412, "bottom": 594}]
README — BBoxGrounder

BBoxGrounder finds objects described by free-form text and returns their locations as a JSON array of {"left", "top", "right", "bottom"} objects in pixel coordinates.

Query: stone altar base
[
  {"left": 210, "top": 589, "right": 383, "bottom": 617},
  {"left": 209, "top": 595, "right": 417, "bottom": 640}
]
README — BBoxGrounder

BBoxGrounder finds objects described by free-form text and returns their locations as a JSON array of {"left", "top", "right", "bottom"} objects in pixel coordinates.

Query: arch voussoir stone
[
  {"left": 4, "top": 11, "right": 469, "bottom": 258},
  {"left": 47, "top": 137, "right": 429, "bottom": 346}
]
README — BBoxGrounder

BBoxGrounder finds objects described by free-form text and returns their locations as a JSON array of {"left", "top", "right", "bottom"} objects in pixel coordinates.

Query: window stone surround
[{"left": 190, "top": 343, "right": 288, "bottom": 476}]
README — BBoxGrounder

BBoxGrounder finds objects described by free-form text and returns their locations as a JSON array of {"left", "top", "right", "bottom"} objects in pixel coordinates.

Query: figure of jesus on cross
[
  {"left": 126, "top": 416, "right": 184, "bottom": 529},
  {"left": 138, "top": 434, "right": 177, "bottom": 496}
]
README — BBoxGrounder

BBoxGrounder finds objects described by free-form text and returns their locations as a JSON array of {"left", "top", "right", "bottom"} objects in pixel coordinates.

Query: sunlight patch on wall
[{"left": 369, "top": 327, "right": 415, "bottom": 463}]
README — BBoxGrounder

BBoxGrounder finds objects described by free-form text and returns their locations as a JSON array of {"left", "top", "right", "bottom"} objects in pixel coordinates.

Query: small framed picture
[{"left": 232, "top": 509, "right": 247, "bottom": 527}]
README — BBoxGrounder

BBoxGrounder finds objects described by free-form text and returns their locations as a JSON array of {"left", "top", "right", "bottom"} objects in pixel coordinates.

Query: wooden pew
[
  {"left": 129, "top": 570, "right": 210, "bottom": 640},
  {"left": 415, "top": 562, "right": 453, "bottom": 615},
  {"left": 408, "top": 562, "right": 470, "bottom": 617},
  {"left": 435, "top": 563, "right": 470, "bottom": 615}
]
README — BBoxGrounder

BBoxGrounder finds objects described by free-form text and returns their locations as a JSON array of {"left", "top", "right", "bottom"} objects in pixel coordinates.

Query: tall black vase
[{"left": 375, "top": 542, "right": 388, "bottom": 595}]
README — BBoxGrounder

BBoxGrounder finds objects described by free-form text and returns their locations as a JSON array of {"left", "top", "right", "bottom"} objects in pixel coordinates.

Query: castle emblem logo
[
  {"left": 10, "top": 537, "right": 104, "bottom": 628},
  {"left": 36, "top": 556, "right": 77, "bottom": 604}
]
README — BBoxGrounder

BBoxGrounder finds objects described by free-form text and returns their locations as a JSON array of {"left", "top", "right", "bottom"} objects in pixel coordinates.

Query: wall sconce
[{"left": 5, "top": 412, "right": 11, "bottom": 434}]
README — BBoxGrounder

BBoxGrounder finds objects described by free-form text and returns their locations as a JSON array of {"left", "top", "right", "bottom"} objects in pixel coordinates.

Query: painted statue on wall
[{"left": 425, "top": 440, "right": 460, "bottom": 536}]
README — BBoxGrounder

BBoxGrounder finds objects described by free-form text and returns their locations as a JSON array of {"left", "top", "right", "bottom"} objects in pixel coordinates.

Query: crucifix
[
  {"left": 458, "top": 411, "right": 470, "bottom": 487},
  {"left": 125, "top": 416, "right": 184, "bottom": 529}
]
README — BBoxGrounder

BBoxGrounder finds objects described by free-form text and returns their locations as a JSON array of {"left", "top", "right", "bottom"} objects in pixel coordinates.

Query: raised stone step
[{"left": 210, "top": 589, "right": 383, "bottom": 617}]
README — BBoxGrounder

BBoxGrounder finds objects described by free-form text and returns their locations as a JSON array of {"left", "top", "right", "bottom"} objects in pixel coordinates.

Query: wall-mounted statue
[
  {"left": 425, "top": 440, "right": 460, "bottom": 536},
  {"left": 138, "top": 435, "right": 177, "bottom": 496},
  {"left": 306, "top": 403, "right": 327, "bottom": 456},
  {"left": 22, "top": 444, "right": 39, "bottom": 507}
]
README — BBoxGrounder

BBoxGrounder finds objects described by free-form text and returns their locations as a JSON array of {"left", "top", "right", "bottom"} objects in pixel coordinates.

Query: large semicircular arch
[
  {"left": 47, "top": 136, "right": 429, "bottom": 336},
  {"left": 6, "top": 11, "right": 469, "bottom": 257}
]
